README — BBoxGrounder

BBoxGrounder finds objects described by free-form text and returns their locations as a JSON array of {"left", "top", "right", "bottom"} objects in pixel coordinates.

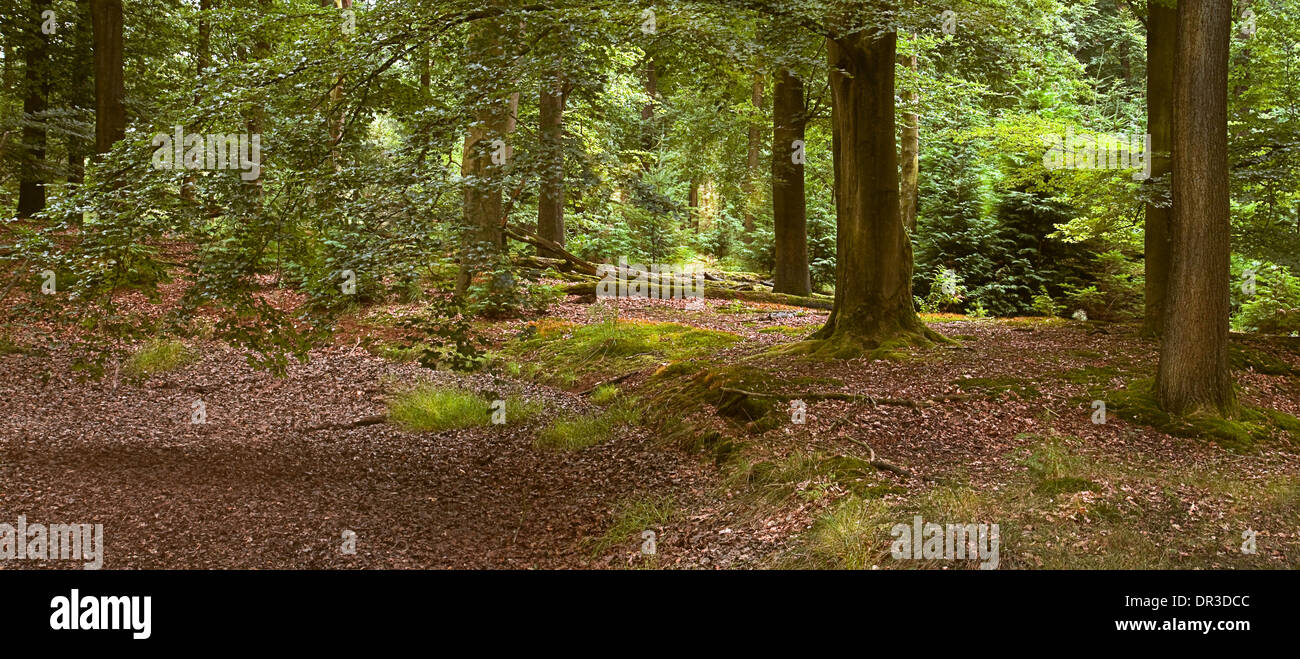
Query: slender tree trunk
[
  {"left": 243, "top": 0, "right": 270, "bottom": 207},
  {"left": 688, "top": 177, "right": 700, "bottom": 231},
  {"left": 742, "top": 74, "right": 764, "bottom": 239},
  {"left": 807, "top": 29, "right": 941, "bottom": 355},
  {"left": 18, "top": 0, "right": 52, "bottom": 218},
  {"left": 898, "top": 39, "right": 919, "bottom": 235},
  {"left": 537, "top": 70, "right": 567, "bottom": 257},
  {"left": 182, "top": 0, "right": 212, "bottom": 202},
  {"left": 66, "top": 0, "right": 94, "bottom": 187},
  {"left": 1143, "top": 1, "right": 1175, "bottom": 336},
  {"left": 1156, "top": 0, "right": 1234, "bottom": 416},
  {"left": 328, "top": 0, "right": 352, "bottom": 168},
  {"left": 771, "top": 68, "right": 810, "bottom": 296},
  {"left": 1231, "top": 0, "right": 1252, "bottom": 106},
  {"left": 419, "top": 43, "right": 430, "bottom": 92},
  {"left": 639, "top": 57, "right": 658, "bottom": 167},
  {"left": 90, "top": 0, "right": 125, "bottom": 155},
  {"left": 457, "top": 11, "right": 518, "bottom": 295}
]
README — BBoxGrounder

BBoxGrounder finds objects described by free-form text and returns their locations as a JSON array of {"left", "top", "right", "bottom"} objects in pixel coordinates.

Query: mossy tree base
[
  {"left": 1111, "top": 379, "right": 1300, "bottom": 453},
  {"left": 773, "top": 320, "right": 949, "bottom": 361}
]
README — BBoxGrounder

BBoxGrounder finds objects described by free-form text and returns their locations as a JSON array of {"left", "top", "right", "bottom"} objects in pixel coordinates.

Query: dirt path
[
  {"left": 4, "top": 305, "right": 1298, "bottom": 570},
  {"left": 0, "top": 345, "right": 713, "bottom": 569}
]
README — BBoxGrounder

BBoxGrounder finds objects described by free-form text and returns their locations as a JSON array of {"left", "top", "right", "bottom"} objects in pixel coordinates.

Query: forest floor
[{"left": 2, "top": 284, "right": 1298, "bottom": 569}]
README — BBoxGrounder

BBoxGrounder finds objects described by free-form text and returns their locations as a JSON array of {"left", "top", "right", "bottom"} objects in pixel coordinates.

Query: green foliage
[
  {"left": 590, "top": 384, "right": 620, "bottom": 405},
  {"left": 1231, "top": 259, "right": 1300, "bottom": 335},
  {"left": 1030, "top": 286, "right": 1062, "bottom": 318},
  {"left": 395, "top": 297, "right": 489, "bottom": 373},
  {"left": 1061, "top": 250, "right": 1143, "bottom": 321},
  {"left": 917, "top": 267, "right": 966, "bottom": 313},
  {"left": 462, "top": 252, "right": 561, "bottom": 319}
]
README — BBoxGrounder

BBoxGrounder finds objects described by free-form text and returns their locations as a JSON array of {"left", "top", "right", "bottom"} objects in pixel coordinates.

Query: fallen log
[
  {"left": 512, "top": 255, "right": 571, "bottom": 271},
  {"left": 842, "top": 437, "right": 913, "bottom": 477},
  {"left": 304, "top": 414, "right": 386, "bottom": 432},
  {"left": 502, "top": 224, "right": 598, "bottom": 276},
  {"left": 558, "top": 281, "right": 833, "bottom": 310}
]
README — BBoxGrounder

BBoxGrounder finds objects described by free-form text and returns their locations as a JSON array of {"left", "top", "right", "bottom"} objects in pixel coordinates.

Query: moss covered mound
[
  {"left": 1108, "top": 379, "right": 1300, "bottom": 452},
  {"left": 501, "top": 318, "right": 739, "bottom": 388}
]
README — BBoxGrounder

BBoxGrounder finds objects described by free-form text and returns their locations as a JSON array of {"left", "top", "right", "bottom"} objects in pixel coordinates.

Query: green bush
[{"left": 1232, "top": 260, "right": 1300, "bottom": 335}]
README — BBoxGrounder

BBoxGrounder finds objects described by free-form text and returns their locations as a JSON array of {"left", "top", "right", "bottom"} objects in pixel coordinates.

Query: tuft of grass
[
  {"left": 387, "top": 384, "right": 540, "bottom": 431},
  {"left": 586, "top": 495, "right": 677, "bottom": 556},
  {"left": 124, "top": 339, "right": 195, "bottom": 378},
  {"left": 590, "top": 384, "right": 620, "bottom": 405},
  {"left": 534, "top": 397, "right": 642, "bottom": 451},
  {"left": 1018, "top": 434, "right": 1087, "bottom": 481},
  {"left": 790, "top": 495, "right": 894, "bottom": 569}
]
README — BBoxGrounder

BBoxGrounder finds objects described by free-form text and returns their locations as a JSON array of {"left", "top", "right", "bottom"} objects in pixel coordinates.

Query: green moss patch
[
  {"left": 758, "top": 325, "right": 812, "bottom": 337},
  {"left": 1230, "top": 343, "right": 1298, "bottom": 376},
  {"left": 650, "top": 363, "right": 841, "bottom": 436},
  {"left": 954, "top": 376, "right": 1041, "bottom": 400},
  {"left": 769, "top": 324, "right": 948, "bottom": 361},
  {"left": 729, "top": 452, "right": 906, "bottom": 504},
  {"left": 1108, "top": 379, "right": 1300, "bottom": 452}
]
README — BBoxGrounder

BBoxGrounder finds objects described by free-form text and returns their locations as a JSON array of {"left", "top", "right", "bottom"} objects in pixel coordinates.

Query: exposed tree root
[
  {"left": 577, "top": 371, "right": 638, "bottom": 396},
  {"left": 841, "top": 436, "right": 914, "bottom": 477},
  {"left": 717, "top": 386, "right": 971, "bottom": 409},
  {"left": 304, "top": 414, "right": 386, "bottom": 432}
]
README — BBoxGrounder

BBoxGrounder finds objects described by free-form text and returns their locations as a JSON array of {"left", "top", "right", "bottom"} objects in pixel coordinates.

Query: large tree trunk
[
  {"left": 898, "top": 40, "right": 919, "bottom": 235},
  {"left": 805, "top": 29, "right": 941, "bottom": 356},
  {"left": 91, "top": 0, "right": 125, "bottom": 155},
  {"left": 17, "top": 0, "right": 52, "bottom": 218},
  {"left": 742, "top": 74, "right": 764, "bottom": 239},
  {"left": 771, "top": 68, "right": 810, "bottom": 296},
  {"left": 1156, "top": 0, "right": 1234, "bottom": 416},
  {"left": 456, "top": 12, "right": 518, "bottom": 295},
  {"left": 537, "top": 70, "right": 567, "bottom": 258},
  {"left": 1143, "top": 1, "right": 1175, "bottom": 336},
  {"left": 639, "top": 56, "right": 658, "bottom": 164}
]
